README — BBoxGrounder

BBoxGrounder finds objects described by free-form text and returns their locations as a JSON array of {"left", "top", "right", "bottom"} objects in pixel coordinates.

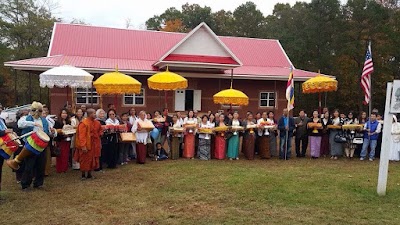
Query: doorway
[{"left": 185, "top": 90, "right": 194, "bottom": 111}]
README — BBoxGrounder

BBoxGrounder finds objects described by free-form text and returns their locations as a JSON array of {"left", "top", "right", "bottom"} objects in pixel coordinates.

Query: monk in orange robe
[{"left": 74, "top": 108, "right": 102, "bottom": 180}]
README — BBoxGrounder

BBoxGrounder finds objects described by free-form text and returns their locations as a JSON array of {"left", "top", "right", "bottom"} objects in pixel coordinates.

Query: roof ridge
[{"left": 55, "top": 22, "right": 279, "bottom": 41}]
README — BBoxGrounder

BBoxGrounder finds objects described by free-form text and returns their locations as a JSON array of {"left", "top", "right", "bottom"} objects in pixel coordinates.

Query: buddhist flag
[{"left": 286, "top": 66, "right": 295, "bottom": 111}]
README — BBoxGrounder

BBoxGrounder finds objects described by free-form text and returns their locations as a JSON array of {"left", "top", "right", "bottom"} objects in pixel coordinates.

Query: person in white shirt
[
  {"left": 183, "top": 110, "right": 197, "bottom": 159},
  {"left": 170, "top": 114, "right": 182, "bottom": 159},
  {"left": 131, "top": 111, "right": 151, "bottom": 164},
  {"left": 390, "top": 115, "right": 400, "bottom": 161},
  {"left": 198, "top": 115, "right": 213, "bottom": 160},
  {"left": 257, "top": 112, "right": 274, "bottom": 159}
]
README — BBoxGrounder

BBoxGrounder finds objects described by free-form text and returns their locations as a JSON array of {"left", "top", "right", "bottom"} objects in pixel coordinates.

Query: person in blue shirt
[
  {"left": 360, "top": 113, "right": 382, "bottom": 161},
  {"left": 278, "top": 108, "right": 295, "bottom": 160}
]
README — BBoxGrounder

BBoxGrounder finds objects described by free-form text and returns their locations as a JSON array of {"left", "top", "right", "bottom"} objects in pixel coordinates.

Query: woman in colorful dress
[
  {"left": 54, "top": 109, "right": 72, "bottom": 173},
  {"left": 183, "top": 110, "right": 197, "bottom": 159},
  {"left": 70, "top": 108, "right": 84, "bottom": 170},
  {"left": 268, "top": 111, "right": 278, "bottom": 157},
  {"left": 343, "top": 112, "right": 359, "bottom": 159},
  {"left": 198, "top": 115, "right": 213, "bottom": 160},
  {"left": 169, "top": 114, "right": 182, "bottom": 160},
  {"left": 257, "top": 112, "right": 272, "bottom": 159},
  {"left": 320, "top": 111, "right": 331, "bottom": 157},
  {"left": 242, "top": 113, "right": 256, "bottom": 160},
  {"left": 105, "top": 109, "right": 120, "bottom": 168},
  {"left": 227, "top": 112, "right": 242, "bottom": 160},
  {"left": 329, "top": 109, "right": 343, "bottom": 160},
  {"left": 307, "top": 110, "right": 323, "bottom": 159},
  {"left": 128, "top": 108, "right": 138, "bottom": 159},
  {"left": 131, "top": 111, "right": 150, "bottom": 164},
  {"left": 209, "top": 113, "right": 216, "bottom": 159},
  {"left": 152, "top": 110, "right": 164, "bottom": 152},
  {"left": 355, "top": 111, "right": 368, "bottom": 156},
  {"left": 214, "top": 114, "right": 227, "bottom": 160},
  {"left": 119, "top": 112, "right": 132, "bottom": 165}
]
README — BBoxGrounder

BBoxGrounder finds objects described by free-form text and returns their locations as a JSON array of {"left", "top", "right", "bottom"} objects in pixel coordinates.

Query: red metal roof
[{"left": 5, "top": 23, "right": 328, "bottom": 80}]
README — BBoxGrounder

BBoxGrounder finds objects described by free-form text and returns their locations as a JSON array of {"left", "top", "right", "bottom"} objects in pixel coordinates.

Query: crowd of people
[{"left": 1, "top": 102, "right": 399, "bottom": 191}]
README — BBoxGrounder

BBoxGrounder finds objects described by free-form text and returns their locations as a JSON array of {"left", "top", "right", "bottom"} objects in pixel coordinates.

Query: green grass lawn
[{"left": 1, "top": 157, "right": 400, "bottom": 225}]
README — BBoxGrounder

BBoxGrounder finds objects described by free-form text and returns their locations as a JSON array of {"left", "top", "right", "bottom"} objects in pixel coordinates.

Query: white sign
[{"left": 390, "top": 80, "right": 400, "bottom": 113}]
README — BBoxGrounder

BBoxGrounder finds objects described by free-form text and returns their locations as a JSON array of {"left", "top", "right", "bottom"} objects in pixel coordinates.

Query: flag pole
[{"left": 368, "top": 41, "right": 372, "bottom": 149}]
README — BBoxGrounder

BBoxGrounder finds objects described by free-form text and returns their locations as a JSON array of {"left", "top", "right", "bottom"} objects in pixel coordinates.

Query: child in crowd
[{"left": 155, "top": 142, "right": 168, "bottom": 161}]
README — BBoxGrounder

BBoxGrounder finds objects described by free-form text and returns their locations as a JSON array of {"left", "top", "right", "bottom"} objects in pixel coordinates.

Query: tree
[
  {"left": 146, "top": 7, "right": 183, "bottom": 30},
  {"left": 0, "top": 0, "right": 59, "bottom": 106},
  {"left": 212, "top": 10, "right": 234, "bottom": 36},
  {"left": 160, "top": 19, "right": 186, "bottom": 32},
  {"left": 233, "top": 1, "right": 266, "bottom": 38},
  {"left": 181, "top": 3, "right": 215, "bottom": 30}
]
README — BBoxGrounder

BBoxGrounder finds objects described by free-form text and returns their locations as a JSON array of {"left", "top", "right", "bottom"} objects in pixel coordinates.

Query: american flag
[
  {"left": 361, "top": 42, "right": 374, "bottom": 105},
  {"left": 286, "top": 66, "right": 294, "bottom": 111}
]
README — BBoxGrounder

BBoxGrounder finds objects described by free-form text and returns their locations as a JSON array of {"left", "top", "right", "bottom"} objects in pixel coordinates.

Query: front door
[{"left": 174, "top": 89, "right": 201, "bottom": 112}]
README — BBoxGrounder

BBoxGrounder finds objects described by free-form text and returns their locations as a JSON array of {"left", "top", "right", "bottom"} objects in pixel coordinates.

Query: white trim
[
  {"left": 259, "top": 91, "right": 277, "bottom": 108},
  {"left": 75, "top": 87, "right": 99, "bottom": 105},
  {"left": 4, "top": 63, "right": 320, "bottom": 81},
  {"left": 122, "top": 88, "right": 145, "bottom": 106},
  {"left": 277, "top": 40, "right": 295, "bottom": 69},
  {"left": 156, "top": 22, "right": 242, "bottom": 66},
  {"left": 47, "top": 23, "right": 57, "bottom": 57},
  {"left": 156, "top": 61, "right": 239, "bottom": 70}
]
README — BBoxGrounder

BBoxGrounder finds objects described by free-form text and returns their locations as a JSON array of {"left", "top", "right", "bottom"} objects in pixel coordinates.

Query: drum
[
  {"left": 0, "top": 133, "right": 21, "bottom": 159},
  {"left": 25, "top": 130, "right": 50, "bottom": 155}
]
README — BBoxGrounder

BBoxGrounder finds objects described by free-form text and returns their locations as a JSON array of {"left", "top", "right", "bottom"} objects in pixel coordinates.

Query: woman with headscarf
[{"left": 95, "top": 109, "right": 106, "bottom": 171}]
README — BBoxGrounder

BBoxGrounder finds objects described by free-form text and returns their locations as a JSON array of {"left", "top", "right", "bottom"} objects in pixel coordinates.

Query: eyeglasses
[
  {"left": 109, "top": 113, "right": 115, "bottom": 116},
  {"left": 31, "top": 109, "right": 43, "bottom": 112}
]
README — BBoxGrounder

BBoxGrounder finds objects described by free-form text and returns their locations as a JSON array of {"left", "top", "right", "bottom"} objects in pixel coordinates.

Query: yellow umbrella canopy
[
  {"left": 213, "top": 88, "right": 249, "bottom": 106},
  {"left": 93, "top": 70, "right": 142, "bottom": 95},
  {"left": 302, "top": 74, "right": 338, "bottom": 94},
  {"left": 148, "top": 67, "right": 188, "bottom": 90}
]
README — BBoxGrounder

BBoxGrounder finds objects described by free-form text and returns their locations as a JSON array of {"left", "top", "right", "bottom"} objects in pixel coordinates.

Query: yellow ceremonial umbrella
[
  {"left": 93, "top": 67, "right": 142, "bottom": 109},
  {"left": 148, "top": 66, "right": 188, "bottom": 108},
  {"left": 302, "top": 72, "right": 338, "bottom": 112},
  {"left": 213, "top": 70, "right": 249, "bottom": 107}
]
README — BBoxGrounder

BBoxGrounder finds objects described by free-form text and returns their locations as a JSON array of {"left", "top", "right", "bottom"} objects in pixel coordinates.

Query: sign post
[{"left": 377, "top": 82, "right": 393, "bottom": 196}]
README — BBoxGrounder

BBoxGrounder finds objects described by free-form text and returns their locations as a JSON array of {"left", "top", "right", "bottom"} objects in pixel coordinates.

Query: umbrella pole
[
  {"left": 91, "top": 87, "right": 94, "bottom": 108},
  {"left": 71, "top": 88, "right": 74, "bottom": 110},
  {"left": 318, "top": 92, "right": 322, "bottom": 114},
  {"left": 324, "top": 92, "right": 327, "bottom": 107},
  {"left": 114, "top": 95, "right": 117, "bottom": 112},
  {"left": 165, "top": 91, "right": 168, "bottom": 108},
  {"left": 66, "top": 87, "right": 69, "bottom": 106}
]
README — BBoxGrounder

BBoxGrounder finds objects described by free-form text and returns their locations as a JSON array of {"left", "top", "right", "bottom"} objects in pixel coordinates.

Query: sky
[{"left": 54, "top": 0, "right": 314, "bottom": 29}]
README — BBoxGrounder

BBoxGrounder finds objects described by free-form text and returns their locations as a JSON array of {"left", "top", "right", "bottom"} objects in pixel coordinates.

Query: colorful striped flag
[
  {"left": 286, "top": 66, "right": 295, "bottom": 111},
  {"left": 361, "top": 42, "right": 374, "bottom": 105}
]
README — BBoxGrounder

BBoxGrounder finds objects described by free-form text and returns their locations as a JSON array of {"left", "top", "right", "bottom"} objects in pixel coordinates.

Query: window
[
  {"left": 75, "top": 88, "right": 98, "bottom": 104},
  {"left": 124, "top": 88, "right": 145, "bottom": 106},
  {"left": 259, "top": 92, "right": 276, "bottom": 107}
]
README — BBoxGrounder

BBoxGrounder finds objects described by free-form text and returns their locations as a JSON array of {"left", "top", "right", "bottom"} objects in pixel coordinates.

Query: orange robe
[{"left": 74, "top": 118, "right": 102, "bottom": 172}]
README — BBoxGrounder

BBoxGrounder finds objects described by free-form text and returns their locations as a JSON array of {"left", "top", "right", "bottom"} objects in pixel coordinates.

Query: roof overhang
[{"left": 4, "top": 61, "right": 323, "bottom": 82}]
